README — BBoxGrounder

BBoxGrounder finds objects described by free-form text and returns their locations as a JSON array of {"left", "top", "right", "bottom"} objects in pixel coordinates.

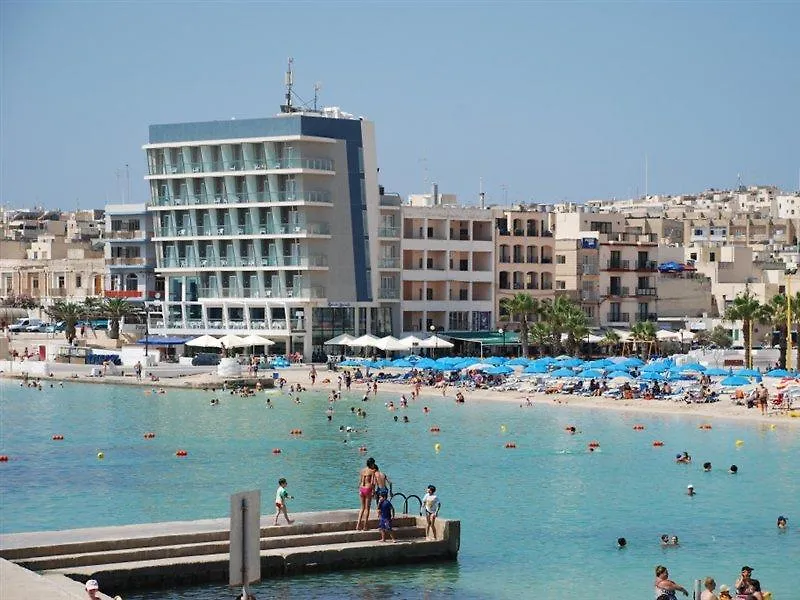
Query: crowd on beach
[{"left": 654, "top": 565, "right": 774, "bottom": 600}]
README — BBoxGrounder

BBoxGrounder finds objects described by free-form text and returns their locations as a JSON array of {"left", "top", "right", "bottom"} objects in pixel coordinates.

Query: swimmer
[
  {"left": 210, "top": 398, "right": 219, "bottom": 405},
  {"left": 729, "top": 464, "right": 738, "bottom": 474},
  {"left": 393, "top": 415, "right": 399, "bottom": 422},
  {"left": 703, "top": 462, "right": 712, "bottom": 472},
  {"left": 676, "top": 451, "right": 691, "bottom": 464},
  {"left": 617, "top": 537, "right": 627, "bottom": 549},
  {"left": 660, "top": 534, "right": 670, "bottom": 546},
  {"left": 403, "top": 416, "right": 409, "bottom": 423},
  {"left": 777, "top": 515, "right": 787, "bottom": 529},
  {"left": 670, "top": 535, "right": 679, "bottom": 546},
  {"left": 687, "top": 484, "right": 695, "bottom": 496}
]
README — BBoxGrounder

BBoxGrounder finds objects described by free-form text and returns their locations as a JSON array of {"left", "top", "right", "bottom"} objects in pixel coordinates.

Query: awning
[
  {"left": 447, "top": 331, "right": 521, "bottom": 346},
  {"left": 136, "top": 336, "right": 189, "bottom": 345}
]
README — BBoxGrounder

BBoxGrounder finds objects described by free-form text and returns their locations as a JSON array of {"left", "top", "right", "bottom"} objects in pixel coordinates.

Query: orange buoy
[
  {"left": 699, "top": 424, "right": 712, "bottom": 430},
  {"left": 272, "top": 448, "right": 282, "bottom": 454},
  {"left": 588, "top": 441, "right": 600, "bottom": 448},
  {"left": 564, "top": 426, "right": 577, "bottom": 434},
  {"left": 290, "top": 429, "right": 303, "bottom": 435},
  {"left": 504, "top": 442, "right": 517, "bottom": 449},
  {"left": 52, "top": 434, "right": 64, "bottom": 440},
  {"left": 633, "top": 424, "right": 645, "bottom": 430},
  {"left": 175, "top": 449, "right": 188, "bottom": 457},
  {"left": 143, "top": 432, "right": 156, "bottom": 439},
  {"left": 0, "top": 455, "right": 9, "bottom": 462},
  {"left": 429, "top": 426, "right": 441, "bottom": 433},
  {"left": 653, "top": 440, "right": 664, "bottom": 447}
]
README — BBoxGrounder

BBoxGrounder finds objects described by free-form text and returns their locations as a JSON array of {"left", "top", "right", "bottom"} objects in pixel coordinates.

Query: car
[
  {"left": 192, "top": 352, "right": 221, "bottom": 366},
  {"left": 9, "top": 318, "right": 43, "bottom": 333},
  {"left": 26, "top": 322, "right": 51, "bottom": 332}
]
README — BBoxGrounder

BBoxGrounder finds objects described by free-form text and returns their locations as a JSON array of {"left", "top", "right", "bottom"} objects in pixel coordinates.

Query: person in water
[
  {"left": 776, "top": 515, "right": 787, "bottom": 529},
  {"left": 654, "top": 565, "right": 689, "bottom": 598}
]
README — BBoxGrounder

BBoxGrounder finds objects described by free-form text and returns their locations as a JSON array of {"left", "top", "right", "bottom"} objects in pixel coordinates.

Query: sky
[{"left": 1, "top": 1, "right": 799, "bottom": 211}]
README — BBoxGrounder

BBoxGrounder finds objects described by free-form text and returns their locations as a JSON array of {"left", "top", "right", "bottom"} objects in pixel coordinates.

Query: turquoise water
[{"left": 1, "top": 379, "right": 798, "bottom": 599}]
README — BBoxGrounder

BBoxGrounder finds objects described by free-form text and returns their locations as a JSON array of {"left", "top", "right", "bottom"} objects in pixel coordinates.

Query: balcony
[
  {"left": 107, "top": 257, "right": 147, "bottom": 266},
  {"left": 601, "top": 232, "right": 658, "bottom": 244},
  {"left": 378, "top": 288, "right": 400, "bottom": 300},
  {"left": 107, "top": 230, "right": 147, "bottom": 240},
  {"left": 635, "top": 261, "right": 658, "bottom": 271},
  {"left": 581, "top": 292, "right": 599, "bottom": 302},
  {"left": 581, "top": 264, "right": 599, "bottom": 275},
  {"left": 149, "top": 190, "right": 332, "bottom": 208},
  {"left": 512, "top": 256, "right": 525, "bottom": 264},
  {"left": 155, "top": 222, "right": 330, "bottom": 238},
  {"left": 104, "top": 289, "right": 144, "bottom": 299},
  {"left": 636, "top": 313, "right": 658, "bottom": 322},
  {"left": 499, "top": 256, "right": 511, "bottom": 263},
  {"left": 378, "top": 257, "right": 400, "bottom": 269},
  {"left": 606, "top": 259, "right": 630, "bottom": 270},
  {"left": 541, "top": 230, "right": 554, "bottom": 237},
  {"left": 606, "top": 286, "right": 630, "bottom": 297},
  {"left": 606, "top": 312, "right": 630, "bottom": 324},
  {"left": 540, "top": 257, "right": 554, "bottom": 264},
  {"left": 378, "top": 226, "right": 400, "bottom": 238},
  {"left": 526, "top": 228, "right": 539, "bottom": 237},
  {"left": 147, "top": 157, "right": 335, "bottom": 176},
  {"left": 541, "top": 282, "right": 553, "bottom": 290},
  {"left": 635, "top": 287, "right": 657, "bottom": 296}
]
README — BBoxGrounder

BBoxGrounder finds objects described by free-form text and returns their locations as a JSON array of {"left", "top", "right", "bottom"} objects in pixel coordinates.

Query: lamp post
[
  {"left": 145, "top": 292, "right": 161, "bottom": 359},
  {"left": 430, "top": 324, "right": 437, "bottom": 357},
  {"left": 499, "top": 327, "right": 505, "bottom": 356},
  {"left": 786, "top": 267, "right": 797, "bottom": 370}
]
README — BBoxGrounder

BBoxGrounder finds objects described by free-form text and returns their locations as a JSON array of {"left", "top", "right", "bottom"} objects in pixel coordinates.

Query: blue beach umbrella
[
  {"left": 578, "top": 369, "right": 604, "bottom": 379},
  {"left": 535, "top": 357, "right": 558, "bottom": 365},
  {"left": 641, "top": 363, "right": 666, "bottom": 372},
  {"left": 619, "top": 357, "right": 644, "bottom": 367},
  {"left": 607, "top": 370, "right": 633, "bottom": 379},
  {"left": 678, "top": 363, "right": 706, "bottom": 373},
  {"left": 765, "top": 369, "right": 792, "bottom": 378},
  {"left": 550, "top": 368, "right": 576, "bottom": 378},
  {"left": 391, "top": 358, "right": 413, "bottom": 368},
  {"left": 640, "top": 371, "right": 665, "bottom": 381},
  {"left": 719, "top": 375, "right": 753, "bottom": 387},
  {"left": 704, "top": 367, "right": 730, "bottom": 376},
  {"left": 735, "top": 368, "right": 761, "bottom": 377},
  {"left": 558, "top": 358, "right": 584, "bottom": 368},
  {"left": 584, "top": 358, "right": 613, "bottom": 369},
  {"left": 415, "top": 358, "right": 440, "bottom": 369},
  {"left": 453, "top": 358, "right": 479, "bottom": 370},
  {"left": 506, "top": 357, "right": 530, "bottom": 366},
  {"left": 523, "top": 364, "right": 549, "bottom": 374},
  {"left": 339, "top": 359, "right": 362, "bottom": 366},
  {"left": 485, "top": 365, "right": 514, "bottom": 375},
  {"left": 485, "top": 356, "right": 507, "bottom": 365}
]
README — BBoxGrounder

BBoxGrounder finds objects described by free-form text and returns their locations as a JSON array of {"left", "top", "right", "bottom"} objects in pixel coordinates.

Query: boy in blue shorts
[{"left": 377, "top": 490, "right": 396, "bottom": 542}]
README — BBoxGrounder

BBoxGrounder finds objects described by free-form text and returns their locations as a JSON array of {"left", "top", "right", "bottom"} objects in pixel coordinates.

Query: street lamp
[
  {"left": 144, "top": 292, "right": 161, "bottom": 359},
  {"left": 430, "top": 324, "right": 437, "bottom": 356},
  {"left": 786, "top": 266, "right": 798, "bottom": 370},
  {"left": 499, "top": 327, "right": 505, "bottom": 356}
]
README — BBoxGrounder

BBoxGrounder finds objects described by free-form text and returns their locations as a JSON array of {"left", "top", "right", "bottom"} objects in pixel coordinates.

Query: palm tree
[
  {"left": 45, "top": 301, "right": 83, "bottom": 342},
  {"left": 629, "top": 320, "right": 657, "bottom": 359},
  {"left": 499, "top": 293, "right": 539, "bottom": 357},
  {"left": 528, "top": 321, "right": 551, "bottom": 356},
  {"left": 562, "top": 303, "right": 590, "bottom": 355},
  {"left": 724, "top": 289, "right": 771, "bottom": 369},
  {"left": 81, "top": 296, "right": 104, "bottom": 338},
  {"left": 766, "top": 293, "right": 789, "bottom": 369},
  {"left": 600, "top": 329, "right": 621, "bottom": 355},
  {"left": 103, "top": 298, "right": 136, "bottom": 340}
]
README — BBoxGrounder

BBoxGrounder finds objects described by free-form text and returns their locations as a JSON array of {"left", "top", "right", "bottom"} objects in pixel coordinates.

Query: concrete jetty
[{"left": 0, "top": 509, "right": 460, "bottom": 596}]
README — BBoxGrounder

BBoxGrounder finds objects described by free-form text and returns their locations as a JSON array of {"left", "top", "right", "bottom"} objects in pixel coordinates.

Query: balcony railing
[
  {"left": 636, "top": 313, "right": 658, "bottom": 322},
  {"left": 499, "top": 256, "right": 511, "bottom": 263},
  {"left": 540, "top": 257, "right": 554, "bottom": 264},
  {"left": 148, "top": 157, "right": 335, "bottom": 176},
  {"left": 107, "top": 230, "right": 147, "bottom": 240},
  {"left": 155, "top": 222, "right": 330, "bottom": 238},
  {"left": 581, "top": 292, "right": 599, "bottom": 302},
  {"left": 104, "top": 289, "right": 144, "bottom": 299},
  {"left": 635, "top": 261, "right": 658, "bottom": 271},
  {"left": 378, "top": 257, "right": 400, "bottom": 268},
  {"left": 606, "top": 286, "right": 629, "bottom": 297},
  {"left": 581, "top": 264, "right": 599, "bottom": 275},
  {"left": 378, "top": 288, "right": 400, "bottom": 299},
  {"left": 541, "top": 282, "right": 553, "bottom": 290},
  {"left": 635, "top": 287, "right": 657, "bottom": 296},
  {"left": 606, "top": 259, "right": 630, "bottom": 270},
  {"left": 149, "top": 190, "right": 332, "bottom": 208},
  {"left": 606, "top": 312, "right": 630, "bottom": 323},
  {"left": 107, "top": 257, "right": 146, "bottom": 266},
  {"left": 378, "top": 226, "right": 400, "bottom": 238}
]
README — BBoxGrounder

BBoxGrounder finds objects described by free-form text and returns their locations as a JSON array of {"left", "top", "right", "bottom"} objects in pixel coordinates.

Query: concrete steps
[{"left": 1, "top": 510, "right": 460, "bottom": 592}]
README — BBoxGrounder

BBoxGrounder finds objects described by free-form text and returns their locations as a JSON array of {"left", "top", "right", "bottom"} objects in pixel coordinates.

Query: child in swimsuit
[{"left": 377, "top": 491, "right": 396, "bottom": 542}]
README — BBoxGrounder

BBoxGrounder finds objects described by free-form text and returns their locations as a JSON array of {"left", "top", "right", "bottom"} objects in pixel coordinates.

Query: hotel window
[
  {"left": 556, "top": 255, "right": 566, "bottom": 264},
  {"left": 556, "top": 280, "right": 566, "bottom": 290},
  {"left": 57, "top": 276, "right": 65, "bottom": 289}
]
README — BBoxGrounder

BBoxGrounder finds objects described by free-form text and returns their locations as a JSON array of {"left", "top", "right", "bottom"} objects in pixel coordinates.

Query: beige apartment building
[
  {"left": 401, "top": 202, "right": 494, "bottom": 333},
  {"left": 494, "top": 208, "right": 556, "bottom": 320},
  {"left": 554, "top": 211, "right": 658, "bottom": 328}
]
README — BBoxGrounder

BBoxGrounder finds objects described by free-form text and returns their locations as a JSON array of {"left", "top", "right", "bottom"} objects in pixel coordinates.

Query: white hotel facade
[{"left": 143, "top": 108, "right": 400, "bottom": 357}]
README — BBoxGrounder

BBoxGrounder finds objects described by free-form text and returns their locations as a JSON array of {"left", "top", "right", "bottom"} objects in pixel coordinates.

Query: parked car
[
  {"left": 9, "top": 318, "right": 42, "bottom": 333},
  {"left": 27, "top": 322, "right": 52, "bottom": 332},
  {"left": 192, "top": 352, "right": 221, "bottom": 366}
]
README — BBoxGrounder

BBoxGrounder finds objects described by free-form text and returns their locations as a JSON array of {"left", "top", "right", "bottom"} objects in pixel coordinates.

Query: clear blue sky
[{"left": 2, "top": 1, "right": 798, "bottom": 210}]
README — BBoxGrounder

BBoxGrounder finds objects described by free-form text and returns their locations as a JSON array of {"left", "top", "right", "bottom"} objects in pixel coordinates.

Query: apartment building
[
  {"left": 143, "top": 107, "right": 397, "bottom": 356},
  {"left": 495, "top": 207, "right": 556, "bottom": 319},
  {"left": 104, "top": 203, "right": 158, "bottom": 304},
  {"left": 400, "top": 200, "right": 494, "bottom": 334},
  {"left": 554, "top": 211, "right": 658, "bottom": 327}
]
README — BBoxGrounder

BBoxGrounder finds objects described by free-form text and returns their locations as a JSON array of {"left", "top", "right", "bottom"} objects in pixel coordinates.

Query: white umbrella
[
  {"left": 346, "top": 334, "right": 381, "bottom": 348},
  {"left": 185, "top": 334, "right": 223, "bottom": 348},
  {"left": 325, "top": 333, "right": 356, "bottom": 346},
  {"left": 374, "top": 336, "right": 406, "bottom": 351},
  {"left": 398, "top": 335, "right": 425, "bottom": 350},
  {"left": 218, "top": 334, "right": 248, "bottom": 348},
  {"left": 418, "top": 334, "right": 454, "bottom": 349},
  {"left": 240, "top": 334, "right": 275, "bottom": 347},
  {"left": 656, "top": 329, "right": 682, "bottom": 341}
]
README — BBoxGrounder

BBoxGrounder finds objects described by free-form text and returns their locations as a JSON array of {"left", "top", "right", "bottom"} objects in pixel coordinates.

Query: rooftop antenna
[
  {"left": 281, "top": 57, "right": 297, "bottom": 113},
  {"left": 479, "top": 177, "right": 485, "bottom": 209},
  {"left": 313, "top": 82, "right": 322, "bottom": 111}
]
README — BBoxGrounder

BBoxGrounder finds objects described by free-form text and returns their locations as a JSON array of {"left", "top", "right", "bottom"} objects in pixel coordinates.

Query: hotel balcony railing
[
  {"left": 149, "top": 190, "right": 332, "bottom": 207},
  {"left": 527, "top": 256, "right": 539, "bottom": 264},
  {"left": 155, "top": 222, "right": 330, "bottom": 238},
  {"left": 512, "top": 256, "right": 524, "bottom": 263},
  {"left": 636, "top": 313, "right": 658, "bottom": 322},
  {"left": 499, "top": 256, "right": 511, "bottom": 263},
  {"left": 378, "top": 288, "right": 400, "bottom": 299},
  {"left": 378, "top": 257, "right": 400, "bottom": 268},
  {"left": 526, "top": 283, "right": 538, "bottom": 290},
  {"left": 541, "top": 282, "right": 553, "bottom": 290},
  {"left": 581, "top": 264, "right": 599, "bottom": 275},
  {"left": 606, "top": 259, "right": 630, "bottom": 270},
  {"left": 526, "top": 228, "right": 539, "bottom": 236},
  {"left": 581, "top": 292, "right": 599, "bottom": 302},
  {"left": 104, "top": 289, "right": 145, "bottom": 299},
  {"left": 107, "top": 257, "right": 146, "bottom": 266},
  {"left": 606, "top": 312, "right": 630, "bottom": 323},
  {"left": 148, "top": 157, "right": 335, "bottom": 176},
  {"left": 635, "top": 261, "right": 658, "bottom": 271},
  {"left": 378, "top": 226, "right": 400, "bottom": 238},
  {"left": 540, "top": 257, "right": 554, "bottom": 264},
  {"left": 635, "top": 287, "right": 657, "bottom": 296},
  {"left": 107, "top": 230, "right": 147, "bottom": 240},
  {"left": 606, "top": 286, "right": 629, "bottom": 297}
]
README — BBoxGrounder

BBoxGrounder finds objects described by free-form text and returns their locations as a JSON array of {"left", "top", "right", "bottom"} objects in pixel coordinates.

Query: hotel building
[
  {"left": 104, "top": 203, "right": 158, "bottom": 304},
  {"left": 143, "top": 107, "right": 397, "bottom": 356}
]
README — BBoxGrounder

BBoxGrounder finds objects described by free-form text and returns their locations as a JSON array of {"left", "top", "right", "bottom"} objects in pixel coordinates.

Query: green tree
[
  {"left": 528, "top": 321, "right": 552, "bottom": 356},
  {"left": 45, "top": 301, "right": 83, "bottom": 342},
  {"left": 724, "top": 288, "right": 771, "bottom": 369},
  {"left": 629, "top": 320, "right": 657, "bottom": 359},
  {"left": 499, "top": 293, "right": 539, "bottom": 357},
  {"left": 600, "top": 329, "right": 622, "bottom": 355},
  {"left": 562, "top": 303, "right": 590, "bottom": 355},
  {"left": 709, "top": 326, "right": 733, "bottom": 348},
  {"left": 766, "top": 294, "right": 789, "bottom": 368},
  {"left": 103, "top": 298, "right": 136, "bottom": 340}
]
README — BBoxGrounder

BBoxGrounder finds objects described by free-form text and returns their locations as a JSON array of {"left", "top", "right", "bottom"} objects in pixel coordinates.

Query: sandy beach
[{"left": 4, "top": 359, "right": 799, "bottom": 428}]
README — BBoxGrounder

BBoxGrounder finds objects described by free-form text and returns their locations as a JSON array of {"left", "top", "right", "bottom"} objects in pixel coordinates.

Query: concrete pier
[{"left": 0, "top": 509, "right": 460, "bottom": 596}]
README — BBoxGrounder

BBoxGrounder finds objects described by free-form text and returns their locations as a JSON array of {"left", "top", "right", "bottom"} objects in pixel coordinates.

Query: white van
[{"left": 8, "top": 318, "right": 43, "bottom": 333}]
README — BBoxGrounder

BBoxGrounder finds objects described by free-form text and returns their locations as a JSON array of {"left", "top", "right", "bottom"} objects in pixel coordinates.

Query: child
[
  {"left": 274, "top": 478, "right": 294, "bottom": 525},
  {"left": 377, "top": 490, "right": 396, "bottom": 542},
  {"left": 422, "top": 484, "right": 441, "bottom": 540}
]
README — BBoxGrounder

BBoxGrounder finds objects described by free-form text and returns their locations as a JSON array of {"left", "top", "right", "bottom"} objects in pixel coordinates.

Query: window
[
  {"left": 57, "top": 276, "right": 65, "bottom": 288},
  {"left": 694, "top": 229, "right": 703, "bottom": 236},
  {"left": 556, "top": 255, "right": 566, "bottom": 264},
  {"left": 710, "top": 252, "right": 716, "bottom": 262},
  {"left": 690, "top": 253, "right": 697, "bottom": 261},
  {"left": 556, "top": 280, "right": 566, "bottom": 290}
]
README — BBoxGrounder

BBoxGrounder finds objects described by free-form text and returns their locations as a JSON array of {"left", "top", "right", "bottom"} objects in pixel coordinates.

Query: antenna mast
[
  {"left": 313, "top": 82, "right": 322, "bottom": 111},
  {"left": 281, "top": 57, "right": 296, "bottom": 113}
]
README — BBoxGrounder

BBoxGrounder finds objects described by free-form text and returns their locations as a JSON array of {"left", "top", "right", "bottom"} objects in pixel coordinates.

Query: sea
[{"left": 1, "top": 379, "right": 798, "bottom": 599}]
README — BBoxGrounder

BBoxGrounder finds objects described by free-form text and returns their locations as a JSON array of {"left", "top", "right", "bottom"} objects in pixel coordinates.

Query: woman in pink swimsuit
[{"left": 356, "top": 457, "right": 376, "bottom": 530}]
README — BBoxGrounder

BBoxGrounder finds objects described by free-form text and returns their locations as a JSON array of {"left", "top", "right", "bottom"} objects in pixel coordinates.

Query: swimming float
[
  {"left": 429, "top": 426, "right": 441, "bottom": 433},
  {"left": 272, "top": 448, "right": 282, "bottom": 454},
  {"left": 175, "top": 449, "right": 188, "bottom": 457},
  {"left": 632, "top": 425, "right": 645, "bottom": 431},
  {"left": 504, "top": 442, "right": 517, "bottom": 449},
  {"left": 52, "top": 434, "right": 64, "bottom": 440},
  {"left": 652, "top": 440, "right": 664, "bottom": 447}
]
